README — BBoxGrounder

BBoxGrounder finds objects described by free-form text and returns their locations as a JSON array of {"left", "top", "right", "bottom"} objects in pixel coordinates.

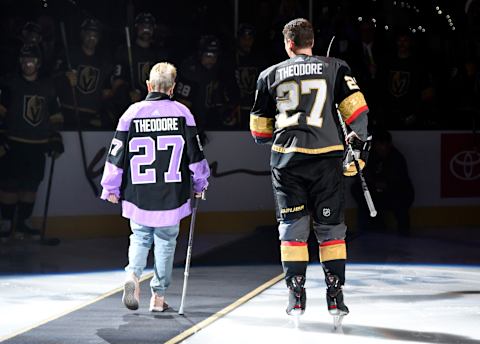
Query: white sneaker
[
  {"left": 122, "top": 273, "right": 140, "bottom": 310},
  {"left": 149, "top": 292, "right": 169, "bottom": 312}
]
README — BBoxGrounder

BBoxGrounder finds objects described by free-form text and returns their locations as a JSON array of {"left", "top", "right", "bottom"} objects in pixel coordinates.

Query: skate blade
[
  {"left": 291, "top": 314, "right": 301, "bottom": 329},
  {"left": 333, "top": 312, "right": 348, "bottom": 330},
  {"left": 333, "top": 315, "right": 343, "bottom": 329},
  {"left": 287, "top": 308, "right": 304, "bottom": 316}
]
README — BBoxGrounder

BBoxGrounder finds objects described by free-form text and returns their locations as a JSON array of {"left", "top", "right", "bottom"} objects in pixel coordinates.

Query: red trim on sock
[
  {"left": 320, "top": 240, "right": 345, "bottom": 247},
  {"left": 281, "top": 241, "right": 307, "bottom": 246}
]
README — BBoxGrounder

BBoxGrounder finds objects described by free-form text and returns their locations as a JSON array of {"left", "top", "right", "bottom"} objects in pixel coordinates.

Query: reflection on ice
[{"left": 184, "top": 264, "right": 480, "bottom": 344}]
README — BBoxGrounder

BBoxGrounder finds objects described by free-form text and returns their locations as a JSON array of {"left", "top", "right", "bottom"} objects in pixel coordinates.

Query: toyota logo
[{"left": 449, "top": 150, "right": 480, "bottom": 181}]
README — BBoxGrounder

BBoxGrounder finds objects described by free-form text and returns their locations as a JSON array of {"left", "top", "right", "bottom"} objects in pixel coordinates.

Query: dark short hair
[{"left": 282, "top": 18, "right": 314, "bottom": 48}]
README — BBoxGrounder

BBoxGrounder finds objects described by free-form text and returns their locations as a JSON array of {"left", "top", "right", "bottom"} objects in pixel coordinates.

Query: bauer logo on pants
[{"left": 323, "top": 208, "right": 331, "bottom": 217}]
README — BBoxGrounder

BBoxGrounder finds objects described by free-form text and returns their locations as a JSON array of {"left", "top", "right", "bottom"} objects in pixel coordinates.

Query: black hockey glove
[
  {"left": 343, "top": 135, "right": 372, "bottom": 177},
  {"left": 47, "top": 132, "right": 64, "bottom": 159}
]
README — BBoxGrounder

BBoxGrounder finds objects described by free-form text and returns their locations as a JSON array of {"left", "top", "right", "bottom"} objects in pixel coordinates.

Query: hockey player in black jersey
[
  {"left": 230, "top": 24, "right": 268, "bottom": 129},
  {"left": 0, "top": 44, "right": 64, "bottom": 239},
  {"left": 55, "top": 18, "right": 114, "bottom": 130},
  {"left": 101, "top": 62, "right": 209, "bottom": 312},
  {"left": 250, "top": 19, "right": 368, "bottom": 322},
  {"left": 112, "top": 13, "right": 167, "bottom": 117},
  {"left": 175, "top": 35, "right": 239, "bottom": 133}
]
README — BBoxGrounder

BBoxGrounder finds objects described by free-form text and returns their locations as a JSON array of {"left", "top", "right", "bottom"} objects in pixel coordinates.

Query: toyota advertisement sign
[{"left": 441, "top": 133, "right": 480, "bottom": 197}]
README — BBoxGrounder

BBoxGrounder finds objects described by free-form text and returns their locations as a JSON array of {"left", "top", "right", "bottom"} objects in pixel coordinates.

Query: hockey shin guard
[
  {"left": 281, "top": 241, "right": 308, "bottom": 281},
  {"left": 319, "top": 239, "right": 347, "bottom": 285}
]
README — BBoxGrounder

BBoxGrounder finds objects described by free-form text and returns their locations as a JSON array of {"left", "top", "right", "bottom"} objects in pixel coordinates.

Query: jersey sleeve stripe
[
  {"left": 345, "top": 105, "right": 368, "bottom": 125},
  {"left": 250, "top": 114, "right": 274, "bottom": 135},
  {"left": 338, "top": 91, "right": 368, "bottom": 124},
  {"left": 251, "top": 130, "right": 273, "bottom": 138}
]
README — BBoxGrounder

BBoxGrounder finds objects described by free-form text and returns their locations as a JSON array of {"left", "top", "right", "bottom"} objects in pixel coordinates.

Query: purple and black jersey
[{"left": 101, "top": 92, "right": 210, "bottom": 227}]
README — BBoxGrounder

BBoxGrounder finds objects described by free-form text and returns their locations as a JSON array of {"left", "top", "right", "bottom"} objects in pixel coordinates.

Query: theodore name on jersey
[
  {"left": 276, "top": 63, "right": 323, "bottom": 81},
  {"left": 133, "top": 117, "right": 179, "bottom": 133}
]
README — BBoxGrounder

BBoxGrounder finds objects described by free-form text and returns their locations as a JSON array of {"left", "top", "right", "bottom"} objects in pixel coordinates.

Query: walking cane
[{"left": 178, "top": 195, "right": 201, "bottom": 315}]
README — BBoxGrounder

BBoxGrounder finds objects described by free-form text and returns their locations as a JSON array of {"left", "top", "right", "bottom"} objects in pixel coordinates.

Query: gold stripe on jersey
[
  {"left": 250, "top": 115, "right": 274, "bottom": 135},
  {"left": 338, "top": 91, "right": 367, "bottom": 121},
  {"left": 8, "top": 136, "right": 49, "bottom": 144},
  {"left": 272, "top": 144, "right": 344, "bottom": 155}
]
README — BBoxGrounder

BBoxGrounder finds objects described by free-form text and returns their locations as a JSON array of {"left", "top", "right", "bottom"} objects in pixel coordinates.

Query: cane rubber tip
[{"left": 370, "top": 211, "right": 377, "bottom": 218}]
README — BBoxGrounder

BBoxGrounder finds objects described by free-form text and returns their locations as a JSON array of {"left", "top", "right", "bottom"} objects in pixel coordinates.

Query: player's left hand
[
  {"left": 345, "top": 131, "right": 360, "bottom": 144},
  {"left": 194, "top": 191, "right": 206, "bottom": 200},
  {"left": 66, "top": 69, "right": 78, "bottom": 87},
  {"left": 107, "top": 194, "right": 119, "bottom": 204}
]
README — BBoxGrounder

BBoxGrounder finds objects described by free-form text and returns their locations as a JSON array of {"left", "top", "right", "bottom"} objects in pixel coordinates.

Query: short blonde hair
[{"left": 148, "top": 62, "right": 177, "bottom": 92}]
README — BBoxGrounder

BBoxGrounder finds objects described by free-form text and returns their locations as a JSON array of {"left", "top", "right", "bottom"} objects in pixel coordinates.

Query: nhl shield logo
[
  {"left": 77, "top": 65, "right": 100, "bottom": 94},
  {"left": 322, "top": 207, "right": 331, "bottom": 217},
  {"left": 138, "top": 62, "right": 152, "bottom": 89},
  {"left": 389, "top": 70, "right": 410, "bottom": 98},
  {"left": 23, "top": 95, "right": 46, "bottom": 127}
]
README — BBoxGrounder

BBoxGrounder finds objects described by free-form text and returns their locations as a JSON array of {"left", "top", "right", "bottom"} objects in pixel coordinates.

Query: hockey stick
[
  {"left": 60, "top": 22, "right": 99, "bottom": 197},
  {"left": 326, "top": 35, "right": 336, "bottom": 58},
  {"left": 178, "top": 196, "right": 201, "bottom": 315},
  {"left": 337, "top": 109, "right": 377, "bottom": 217},
  {"left": 40, "top": 157, "right": 60, "bottom": 246},
  {"left": 326, "top": 35, "right": 376, "bottom": 217},
  {"left": 125, "top": 27, "right": 136, "bottom": 91}
]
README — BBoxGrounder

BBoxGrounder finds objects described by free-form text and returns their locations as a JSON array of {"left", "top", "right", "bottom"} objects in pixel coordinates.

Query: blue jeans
[{"left": 125, "top": 220, "right": 180, "bottom": 296}]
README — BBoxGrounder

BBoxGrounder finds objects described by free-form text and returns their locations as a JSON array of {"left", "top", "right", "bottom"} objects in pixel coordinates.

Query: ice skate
[
  {"left": 286, "top": 275, "right": 306, "bottom": 316},
  {"left": 326, "top": 274, "right": 349, "bottom": 329},
  {"left": 122, "top": 273, "right": 140, "bottom": 310}
]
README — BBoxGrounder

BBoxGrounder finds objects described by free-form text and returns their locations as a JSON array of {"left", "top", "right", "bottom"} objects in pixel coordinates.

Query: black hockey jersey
[
  {"left": 0, "top": 75, "right": 62, "bottom": 143},
  {"left": 55, "top": 46, "right": 113, "bottom": 121},
  {"left": 113, "top": 44, "right": 166, "bottom": 97},
  {"left": 250, "top": 54, "right": 368, "bottom": 168}
]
